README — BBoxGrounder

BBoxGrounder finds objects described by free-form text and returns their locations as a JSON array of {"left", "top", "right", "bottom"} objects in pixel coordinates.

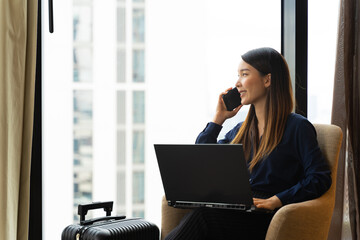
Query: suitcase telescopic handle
[
  {"left": 80, "top": 215, "right": 126, "bottom": 226},
  {"left": 78, "top": 201, "right": 113, "bottom": 222}
]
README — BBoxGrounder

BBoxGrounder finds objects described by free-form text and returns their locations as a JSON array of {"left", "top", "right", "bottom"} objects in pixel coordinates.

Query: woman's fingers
[
  {"left": 233, "top": 105, "right": 242, "bottom": 113},
  {"left": 252, "top": 196, "right": 282, "bottom": 210},
  {"left": 253, "top": 198, "right": 270, "bottom": 209},
  {"left": 253, "top": 198, "right": 264, "bottom": 205},
  {"left": 212, "top": 87, "right": 241, "bottom": 125},
  {"left": 220, "top": 87, "right": 234, "bottom": 97}
]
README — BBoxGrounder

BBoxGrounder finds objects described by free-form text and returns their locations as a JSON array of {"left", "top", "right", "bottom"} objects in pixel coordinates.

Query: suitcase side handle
[
  {"left": 78, "top": 201, "right": 113, "bottom": 222},
  {"left": 80, "top": 215, "right": 126, "bottom": 226}
]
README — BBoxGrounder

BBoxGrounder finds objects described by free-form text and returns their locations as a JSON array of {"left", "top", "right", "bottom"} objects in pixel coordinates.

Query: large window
[
  {"left": 43, "top": 0, "right": 281, "bottom": 238},
  {"left": 307, "top": 0, "right": 339, "bottom": 124}
]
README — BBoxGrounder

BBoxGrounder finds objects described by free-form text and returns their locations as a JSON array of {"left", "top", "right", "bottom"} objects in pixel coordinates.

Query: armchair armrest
[
  {"left": 266, "top": 190, "right": 335, "bottom": 240},
  {"left": 161, "top": 196, "right": 191, "bottom": 240}
]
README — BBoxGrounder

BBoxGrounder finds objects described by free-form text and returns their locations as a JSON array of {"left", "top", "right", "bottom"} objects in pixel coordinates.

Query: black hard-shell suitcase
[{"left": 62, "top": 201, "right": 159, "bottom": 240}]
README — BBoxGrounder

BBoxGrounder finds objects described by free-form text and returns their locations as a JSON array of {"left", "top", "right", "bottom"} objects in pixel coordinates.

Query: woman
[{"left": 165, "top": 47, "right": 332, "bottom": 240}]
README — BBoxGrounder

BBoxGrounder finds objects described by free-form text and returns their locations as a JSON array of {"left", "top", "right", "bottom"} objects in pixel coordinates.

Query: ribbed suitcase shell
[{"left": 62, "top": 218, "right": 159, "bottom": 240}]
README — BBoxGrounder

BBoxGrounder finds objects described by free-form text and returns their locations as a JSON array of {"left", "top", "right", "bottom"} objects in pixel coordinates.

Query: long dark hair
[{"left": 231, "top": 47, "right": 294, "bottom": 171}]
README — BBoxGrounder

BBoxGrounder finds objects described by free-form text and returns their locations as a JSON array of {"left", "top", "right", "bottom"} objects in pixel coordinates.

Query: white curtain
[{"left": 0, "top": 0, "right": 38, "bottom": 239}]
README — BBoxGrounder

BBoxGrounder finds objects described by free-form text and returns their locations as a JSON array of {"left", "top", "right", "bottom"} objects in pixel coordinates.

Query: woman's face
[{"left": 235, "top": 60, "right": 270, "bottom": 106}]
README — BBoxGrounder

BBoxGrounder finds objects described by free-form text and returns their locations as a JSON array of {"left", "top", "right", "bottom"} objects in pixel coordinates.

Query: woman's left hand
[{"left": 253, "top": 196, "right": 283, "bottom": 210}]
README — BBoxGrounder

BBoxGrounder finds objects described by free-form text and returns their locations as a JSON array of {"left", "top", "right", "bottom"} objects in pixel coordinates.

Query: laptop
[{"left": 154, "top": 144, "right": 258, "bottom": 211}]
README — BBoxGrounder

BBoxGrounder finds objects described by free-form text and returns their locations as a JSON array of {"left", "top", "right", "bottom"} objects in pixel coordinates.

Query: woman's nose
[{"left": 235, "top": 78, "right": 242, "bottom": 87}]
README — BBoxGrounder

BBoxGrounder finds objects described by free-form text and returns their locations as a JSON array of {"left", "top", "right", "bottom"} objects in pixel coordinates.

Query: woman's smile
[{"left": 239, "top": 90, "right": 246, "bottom": 98}]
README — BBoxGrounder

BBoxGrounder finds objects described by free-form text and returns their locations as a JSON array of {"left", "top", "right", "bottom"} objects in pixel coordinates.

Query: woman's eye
[{"left": 242, "top": 73, "right": 248, "bottom": 77}]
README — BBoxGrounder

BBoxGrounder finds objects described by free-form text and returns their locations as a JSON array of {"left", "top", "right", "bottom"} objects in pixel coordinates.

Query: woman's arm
[
  {"left": 276, "top": 120, "right": 332, "bottom": 205},
  {"left": 195, "top": 89, "right": 243, "bottom": 144},
  {"left": 195, "top": 122, "right": 242, "bottom": 144}
]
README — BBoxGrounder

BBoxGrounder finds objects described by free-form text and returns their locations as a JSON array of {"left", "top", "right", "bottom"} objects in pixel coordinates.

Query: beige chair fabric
[
  {"left": 0, "top": 0, "right": 38, "bottom": 239},
  {"left": 160, "top": 124, "right": 343, "bottom": 240}
]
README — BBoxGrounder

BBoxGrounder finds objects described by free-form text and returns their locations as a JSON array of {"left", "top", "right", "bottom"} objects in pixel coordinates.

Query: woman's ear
[{"left": 264, "top": 74, "right": 271, "bottom": 88}]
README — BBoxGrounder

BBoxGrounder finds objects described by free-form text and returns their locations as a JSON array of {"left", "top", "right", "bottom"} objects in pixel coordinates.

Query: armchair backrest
[
  {"left": 265, "top": 124, "right": 343, "bottom": 240},
  {"left": 313, "top": 124, "right": 343, "bottom": 198}
]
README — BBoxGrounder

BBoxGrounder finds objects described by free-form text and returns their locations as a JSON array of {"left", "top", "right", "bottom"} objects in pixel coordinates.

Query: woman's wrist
[
  {"left": 271, "top": 195, "right": 283, "bottom": 209},
  {"left": 212, "top": 114, "right": 225, "bottom": 126}
]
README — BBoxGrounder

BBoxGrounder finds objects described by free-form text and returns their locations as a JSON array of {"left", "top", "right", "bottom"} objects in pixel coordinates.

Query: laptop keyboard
[{"left": 174, "top": 201, "right": 249, "bottom": 211}]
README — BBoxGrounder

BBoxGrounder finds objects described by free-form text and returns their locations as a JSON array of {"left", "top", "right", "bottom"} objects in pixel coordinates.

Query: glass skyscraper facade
[
  {"left": 72, "top": 0, "right": 146, "bottom": 221},
  {"left": 73, "top": 0, "right": 94, "bottom": 221},
  {"left": 116, "top": 0, "right": 146, "bottom": 218}
]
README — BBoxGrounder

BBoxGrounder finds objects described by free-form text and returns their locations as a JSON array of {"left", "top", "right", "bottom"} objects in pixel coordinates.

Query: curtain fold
[
  {"left": 331, "top": 0, "right": 360, "bottom": 239},
  {"left": 0, "top": 0, "right": 38, "bottom": 239},
  {"left": 346, "top": 0, "right": 360, "bottom": 237},
  {"left": 329, "top": 0, "right": 346, "bottom": 238}
]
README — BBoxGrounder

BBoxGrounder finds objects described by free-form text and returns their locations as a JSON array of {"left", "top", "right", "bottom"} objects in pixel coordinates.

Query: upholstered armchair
[{"left": 160, "top": 124, "right": 343, "bottom": 240}]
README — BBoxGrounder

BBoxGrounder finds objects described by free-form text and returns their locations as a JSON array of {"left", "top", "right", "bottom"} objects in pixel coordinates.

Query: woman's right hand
[{"left": 212, "top": 88, "right": 242, "bottom": 126}]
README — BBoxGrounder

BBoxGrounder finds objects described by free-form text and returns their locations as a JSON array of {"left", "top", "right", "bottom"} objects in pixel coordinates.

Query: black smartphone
[{"left": 222, "top": 88, "right": 242, "bottom": 111}]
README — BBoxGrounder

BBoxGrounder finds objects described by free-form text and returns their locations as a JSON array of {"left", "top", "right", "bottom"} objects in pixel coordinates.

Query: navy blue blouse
[{"left": 195, "top": 113, "right": 332, "bottom": 205}]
